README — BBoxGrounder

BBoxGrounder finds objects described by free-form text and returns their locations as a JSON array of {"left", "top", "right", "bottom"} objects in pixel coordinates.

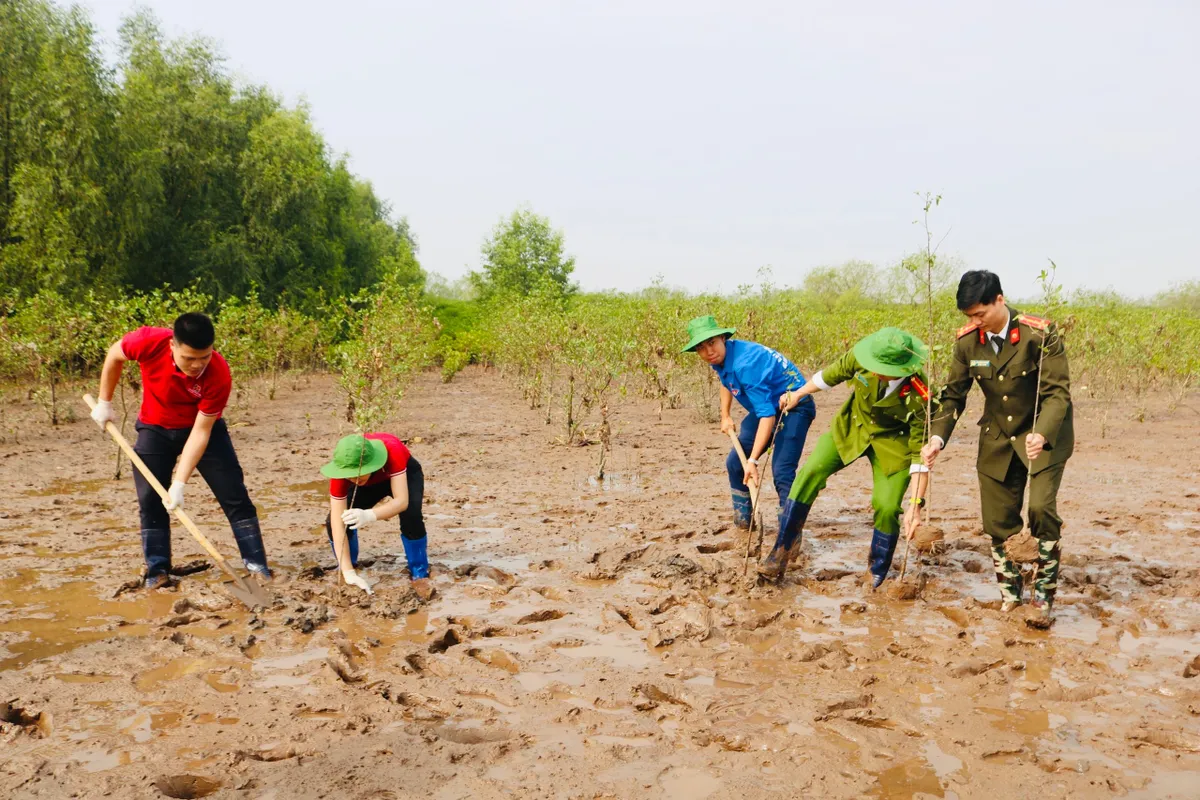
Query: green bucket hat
[
  {"left": 320, "top": 434, "right": 388, "bottom": 479},
  {"left": 682, "top": 315, "right": 737, "bottom": 353},
  {"left": 852, "top": 327, "right": 929, "bottom": 378}
]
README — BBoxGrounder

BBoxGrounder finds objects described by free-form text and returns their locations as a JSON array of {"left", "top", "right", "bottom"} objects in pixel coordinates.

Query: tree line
[{"left": 1, "top": 0, "right": 421, "bottom": 309}]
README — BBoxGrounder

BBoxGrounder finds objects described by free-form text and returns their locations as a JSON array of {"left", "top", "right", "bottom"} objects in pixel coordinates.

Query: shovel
[
  {"left": 84, "top": 394, "right": 272, "bottom": 609},
  {"left": 727, "top": 431, "right": 765, "bottom": 573}
]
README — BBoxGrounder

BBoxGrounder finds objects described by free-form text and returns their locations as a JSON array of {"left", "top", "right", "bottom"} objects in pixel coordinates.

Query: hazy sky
[{"left": 83, "top": 1, "right": 1199, "bottom": 297}]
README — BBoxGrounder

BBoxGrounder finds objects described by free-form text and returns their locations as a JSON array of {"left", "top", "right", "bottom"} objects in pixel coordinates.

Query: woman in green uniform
[{"left": 761, "top": 328, "right": 934, "bottom": 587}]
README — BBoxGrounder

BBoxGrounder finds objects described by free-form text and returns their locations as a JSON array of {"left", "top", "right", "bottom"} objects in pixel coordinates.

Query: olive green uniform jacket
[
  {"left": 931, "top": 307, "right": 1074, "bottom": 481},
  {"left": 821, "top": 350, "right": 934, "bottom": 476}
]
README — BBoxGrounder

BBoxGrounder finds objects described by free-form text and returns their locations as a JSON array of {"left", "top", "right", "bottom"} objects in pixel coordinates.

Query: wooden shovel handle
[
  {"left": 726, "top": 430, "right": 760, "bottom": 501},
  {"left": 84, "top": 394, "right": 254, "bottom": 595}
]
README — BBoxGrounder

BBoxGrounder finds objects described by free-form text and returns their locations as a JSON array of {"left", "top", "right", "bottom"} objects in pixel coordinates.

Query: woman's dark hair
[
  {"left": 173, "top": 312, "right": 216, "bottom": 350},
  {"left": 956, "top": 270, "right": 1004, "bottom": 311}
]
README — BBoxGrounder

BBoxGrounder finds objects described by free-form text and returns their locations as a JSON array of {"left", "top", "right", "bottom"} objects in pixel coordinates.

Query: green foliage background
[
  {"left": 2, "top": 0, "right": 1195, "bottom": 438},
  {"left": 0, "top": 0, "right": 421, "bottom": 308}
]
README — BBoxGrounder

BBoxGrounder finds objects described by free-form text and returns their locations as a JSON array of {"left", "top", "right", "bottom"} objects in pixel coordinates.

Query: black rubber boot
[
  {"left": 140, "top": 527, "right": 171, "bottom": 586},
  {"left": 231, "top": 517, "right": 271, "bottom": 579},
  {"left": 868, "top": 528, "right": 900, "bottom": 588}
]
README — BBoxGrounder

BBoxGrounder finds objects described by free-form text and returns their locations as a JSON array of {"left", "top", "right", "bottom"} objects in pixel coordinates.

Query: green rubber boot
[{"left": 990, "top": 536, "right": 1024, "bottom": 611}]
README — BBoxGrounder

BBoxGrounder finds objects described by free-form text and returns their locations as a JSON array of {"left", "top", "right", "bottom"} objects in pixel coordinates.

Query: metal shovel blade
[{"left": 222, "top": 573, "right": 273, "bottom": 608}]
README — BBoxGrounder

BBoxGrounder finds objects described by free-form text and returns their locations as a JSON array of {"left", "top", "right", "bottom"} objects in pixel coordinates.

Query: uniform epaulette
[
  {"left": 1017, "top": 314, "right": 1051, "bottom": 331},
  {"left": 956, "top": 321, "right": 981, "bottom": 339}
]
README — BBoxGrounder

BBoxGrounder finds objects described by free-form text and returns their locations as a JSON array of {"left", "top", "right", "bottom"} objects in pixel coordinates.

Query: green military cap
[
  {"left": 682, "top": 315, "right": 737, "bottom": 353},
  {"left": 321, "top": 434, "right": 387, "bottom": 478},
  {"left": 853, "top": 327, "right": 929, "bottom": 378}
]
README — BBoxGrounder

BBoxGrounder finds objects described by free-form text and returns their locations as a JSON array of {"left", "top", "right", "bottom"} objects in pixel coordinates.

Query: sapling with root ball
[
  {"left": 1007, "top": 261, "right": 1068, "bottom": 586},
  {"left": 898, "top": 192, "right": 948, "bottom": 580},
  {"left": 332, "top": 286, "right": 437, "bottom": 558}
]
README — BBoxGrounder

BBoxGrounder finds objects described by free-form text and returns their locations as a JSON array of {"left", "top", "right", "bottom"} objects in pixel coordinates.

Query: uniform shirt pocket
[
  {"left": 1008, "top": 358, "right": 1037, "bottom": 382},
  {"left": 976, "top": 414, "right": 1003, "bottom": 439},
  {"left": 969, "top": 364, "right": 994, "bottom": 382}
]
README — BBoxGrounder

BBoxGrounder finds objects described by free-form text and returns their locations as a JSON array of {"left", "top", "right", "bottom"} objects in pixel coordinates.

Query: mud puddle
[
  {"left": 582, "top": 471, "right": 643, "bottom": 492},
  {"left": 136, "top": 658, "right": 249, "bottom": 693},
  {"left": 0, "top": 571, "right": 178, "bottom": 670},
  {"left": 23, "top": 477, "right": 111, "bottom": 497}
]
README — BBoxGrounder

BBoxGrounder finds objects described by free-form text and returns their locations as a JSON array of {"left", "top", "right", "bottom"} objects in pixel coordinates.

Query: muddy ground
[{"left": 1, "top": 367, "right": 1198, "bottom": 799}]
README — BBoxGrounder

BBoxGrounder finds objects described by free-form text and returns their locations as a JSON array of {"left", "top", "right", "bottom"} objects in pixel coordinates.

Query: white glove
[
  {"left": 91, "top": 399, "right": 116, "bottom": 430},
  {"left": 341, "top": 508, "right": 377, "bottom": 529},
  {"left": 164, "top": 480, "right": 186, "bottom": 511},
  {"left": 342, "top": 570, "right": 374, "bottom": 595}
]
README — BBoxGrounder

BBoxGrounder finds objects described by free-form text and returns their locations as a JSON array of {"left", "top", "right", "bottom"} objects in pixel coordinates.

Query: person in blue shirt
[{"left": 682, "top": 315, "right": 816, "bottom": 529}]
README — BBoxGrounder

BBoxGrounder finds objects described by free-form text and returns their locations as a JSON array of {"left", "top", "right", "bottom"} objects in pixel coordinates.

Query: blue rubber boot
[
  {"left": 732, "top": 489, "right": 752, "bottom": 529},
  {"left": 758, "top": 500, "right": 810, "bottom": 580},
  {"left": 401, "top": 536, "right": 430, "bottom": 580},
  {"left": 231, "top": 517, "right": 272, "bottom": 579},
  {"left": 327, "top": 528, "right": 360, "bottom": 568},
  {"left": 868, "top": 528, "right": 900, "bottom": 588},
  {"left": 141, "top": 528, "right": 171, "bottom": 587}
]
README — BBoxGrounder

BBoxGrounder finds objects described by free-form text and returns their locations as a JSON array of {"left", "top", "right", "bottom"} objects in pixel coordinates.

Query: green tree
[
  {"left": 0, "top": 3, "right": 420, "bottom": 305},
  {"left": 471, "top": 208, "right": 577, "bottom": 301},
  {"left": 110, "top": 11, "right": 267, "bottom": 298},
  {"left": 0, "top": 0, "right": 114, "bottom": 295},
  {"left": 799, "top": 260, "right": 882, "bottom": 310},
  {"left": 238, "top": 106, "right": 328, "bottom": 299},
  {"left": 886, "top": 252, "right": 960, "bottom": 305},
  {"left": 1154, "top": 280, "right": 1200, "bottom": 314},
  {"left": 335, "top": 285, "right": 438, "bottom": 430}
]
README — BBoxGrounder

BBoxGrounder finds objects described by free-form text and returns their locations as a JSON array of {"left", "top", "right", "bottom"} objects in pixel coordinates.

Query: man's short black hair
[
  {"left": 173, "top": 312, "right": 215, "bottom": 350},
  {"left": 956, "top": 270, "right": 1004, "bottom": 311}
]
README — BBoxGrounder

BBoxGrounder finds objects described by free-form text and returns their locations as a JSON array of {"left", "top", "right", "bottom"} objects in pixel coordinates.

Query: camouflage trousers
[{"left": 990, "top": 537, "right": 1061, "bottom": 605}]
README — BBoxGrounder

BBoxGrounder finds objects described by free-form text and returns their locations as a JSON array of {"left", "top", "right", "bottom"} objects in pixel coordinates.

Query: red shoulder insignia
[
  {"left": 909, "top": 376, "right": 930, "bottom": 401},
  {"left": 956, "top": 322, "right": 981, "bottom": 339},
  {"left": 1017, "top": 314, "right": 1050, "bottom": 331}
]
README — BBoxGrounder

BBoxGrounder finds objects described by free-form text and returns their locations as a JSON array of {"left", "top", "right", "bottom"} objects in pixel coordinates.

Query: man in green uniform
[
  {"left": 761, "top": 327, "right": 933, "bottom": 587},
  {"left": 923, "top": 270, "right": 1073, "bottom": 621}
]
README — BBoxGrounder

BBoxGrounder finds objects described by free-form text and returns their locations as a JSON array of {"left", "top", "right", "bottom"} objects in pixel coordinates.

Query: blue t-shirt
[{"left": 714, "top": 339, "right": 808, "bottom": 418}]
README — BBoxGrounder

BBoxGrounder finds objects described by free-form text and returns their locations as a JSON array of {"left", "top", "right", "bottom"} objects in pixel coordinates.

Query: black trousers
[
  {"left": 133, "top": 418, "right": 257, "bottom": 530},
  {"left": 324, "top": 457, "right": 427, "bottom": 541},
  {"left": 132, "top": 418, "right": 264, "bottom": 576}
]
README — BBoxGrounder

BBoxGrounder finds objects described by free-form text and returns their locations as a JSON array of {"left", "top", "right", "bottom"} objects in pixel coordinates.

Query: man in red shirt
[
  {"left": 90, "top": 313, "right": 272, "bottom": 589},
  {"left": 320, "top": 432, "right": 431, "bottom": 600}
]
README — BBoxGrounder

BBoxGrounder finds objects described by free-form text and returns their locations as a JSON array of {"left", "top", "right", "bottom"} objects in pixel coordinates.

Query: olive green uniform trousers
[
  {"left": 788, "top": 432, "right": 912, "bottom": 537},
  {"left": 980, "top": 456, "right": 1066, "bottom": 543}
]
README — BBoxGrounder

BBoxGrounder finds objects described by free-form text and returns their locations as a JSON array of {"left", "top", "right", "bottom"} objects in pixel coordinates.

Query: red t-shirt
[
  {"left": 329, "top": 433, "right": 410, "bottom": 499},
  {"left": 121, "top": 327, "right": 232, "bottom": 429}
]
